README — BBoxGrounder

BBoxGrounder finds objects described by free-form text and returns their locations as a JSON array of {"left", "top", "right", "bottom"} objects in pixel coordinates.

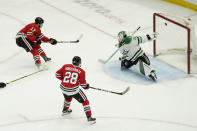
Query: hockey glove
[
  {"left": 0, "top": 82, "right": 6, "bottom": 88},
  {"left": 50, "top": 38, "right": 57, "bottom": 45},
  {"left": 36, "top": 40, "right": 41, "bottom": 45},
  {"left": 119, "top": 56, "right": 127, "bottom": 61},
  {"left": 84, "top": 84, "right": 90, "bottom": 90},
  {"left": 146, "top": 32, "right": 159, "bottom": 41}
]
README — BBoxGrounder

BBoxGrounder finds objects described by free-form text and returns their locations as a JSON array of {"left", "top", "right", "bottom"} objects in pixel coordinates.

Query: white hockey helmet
[{"left": 118, "top": 31, "right": 127, "bottom": 42}]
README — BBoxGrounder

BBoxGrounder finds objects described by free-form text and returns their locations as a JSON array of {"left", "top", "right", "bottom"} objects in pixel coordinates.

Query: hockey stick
[
  {"left": 98, "top": 26, "right": 141, "bottom": 64},
  {"left": 0, "top": 69, "right": 46, "bottom": 88},
  {"left": 90, "top": 86, "right": 130, "bottom": 95},
  {"left": 57, "top": 34, "right": 83, "bottom": 43},
  {"left": 98, "top": 48, "right": 119, "bottom": 63}
]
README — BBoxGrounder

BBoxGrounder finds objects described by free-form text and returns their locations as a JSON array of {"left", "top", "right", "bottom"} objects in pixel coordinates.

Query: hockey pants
[{"left": 16, "top": 36, "right": 47, "bottom": 64}]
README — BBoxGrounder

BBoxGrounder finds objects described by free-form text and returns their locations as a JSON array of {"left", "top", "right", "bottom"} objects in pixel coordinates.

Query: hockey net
[{"left": 153, "top": 13, "right": 197, "bottom": 74}]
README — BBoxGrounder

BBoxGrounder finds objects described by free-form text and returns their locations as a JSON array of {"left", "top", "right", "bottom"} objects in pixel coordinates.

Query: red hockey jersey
[
  {"left": 56, "top": 64, "right": 87, "bottom": 95},
  {"left": 18, "top": 23, "right": 50, "bottom": 43}
]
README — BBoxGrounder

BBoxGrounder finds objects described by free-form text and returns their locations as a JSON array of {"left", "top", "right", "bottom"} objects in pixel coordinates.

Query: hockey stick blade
[
  {"left": 69, "top": 34, "right": 83, "bottom": 43},
  {"left": 120, "top": 86, "right": 130, "bottom": 95},
  {"left": 98, "top": 59, "right": 106, "bottom": 64},
  {"left": 57, "top": 34, "right": 83, "bottom": 43},
  {"left": 77, "top": 34, "right": 83, "bottom": 41}
]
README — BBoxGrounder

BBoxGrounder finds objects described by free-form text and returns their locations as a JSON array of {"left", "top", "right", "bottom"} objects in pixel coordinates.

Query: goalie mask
[
  {"left": 72, "top": 56, "right": 81, "bottom": 67},
  {"left": 118, "top": 31, "right": 127, "bottom": 43}
]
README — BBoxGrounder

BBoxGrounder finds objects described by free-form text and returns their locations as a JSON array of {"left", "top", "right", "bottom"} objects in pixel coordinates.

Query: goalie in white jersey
[{"left": 117, "top": 31, "right": 158, "bottom": 81}]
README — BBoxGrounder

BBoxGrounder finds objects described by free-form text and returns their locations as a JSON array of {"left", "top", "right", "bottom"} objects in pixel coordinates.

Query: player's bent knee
[{"left": 82, "top": 99, "right": 89, "bottom": 106}]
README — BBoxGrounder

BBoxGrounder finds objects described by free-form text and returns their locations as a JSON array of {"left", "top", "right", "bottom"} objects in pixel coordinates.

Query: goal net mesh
[{"left": 153, "top": 13, "right": 197, "bottom": 74}]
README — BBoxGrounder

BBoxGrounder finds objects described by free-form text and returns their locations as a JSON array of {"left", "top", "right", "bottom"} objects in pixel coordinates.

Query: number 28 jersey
[{"left": 55, "top": 64, "right": 87, "bottom": 95}]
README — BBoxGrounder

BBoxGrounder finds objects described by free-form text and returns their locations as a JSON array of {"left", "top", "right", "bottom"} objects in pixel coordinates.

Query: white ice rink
[{"left": 0, "top": 0, "right": 197, "bottom": 131}]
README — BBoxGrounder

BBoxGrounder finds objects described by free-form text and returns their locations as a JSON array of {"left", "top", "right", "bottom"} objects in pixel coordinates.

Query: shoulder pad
[{"left": 124, "top": 36, "right": 132, "bottom": 44}]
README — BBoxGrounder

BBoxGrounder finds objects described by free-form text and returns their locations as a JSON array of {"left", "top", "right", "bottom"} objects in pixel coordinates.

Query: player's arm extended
[{"left": 134, "top": 33, "right": 158, "bottom": 45}]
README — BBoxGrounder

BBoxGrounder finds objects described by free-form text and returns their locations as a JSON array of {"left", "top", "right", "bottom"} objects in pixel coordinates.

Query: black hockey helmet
[
  {"left": 72, "top": 56, "right": 81, "bottom": 66},
  {"left": 35, "top": 17, "right": 44, "bottom": 24}
]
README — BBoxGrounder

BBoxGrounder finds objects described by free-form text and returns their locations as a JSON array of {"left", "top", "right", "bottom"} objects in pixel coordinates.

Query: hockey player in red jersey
[
  {"left": 55, "top": 56, "right": 96, "bottom": 124},
  {"left": 16, "top": 17, "right": 57, "bottom": 69}
]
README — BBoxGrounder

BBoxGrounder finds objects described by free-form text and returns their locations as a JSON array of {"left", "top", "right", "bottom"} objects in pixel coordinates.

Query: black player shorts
[
  {"left": 16, "top": 35, "right": 34, "bottom": 52},
  {"left": 63, "top": 89, "right": 87, "bottom": 103}
]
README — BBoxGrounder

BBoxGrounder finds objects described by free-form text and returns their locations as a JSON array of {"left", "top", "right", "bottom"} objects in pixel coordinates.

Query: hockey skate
[
  {"left": 86, "top": 114, "right": 96, "bottom": 124},
  {"left": 41, "top": 55, "right": 51, "bottom": 62},
  {"left": 149, "top": 70, "right": 157, "bottom": 81},
  {"left": 61, "top": 108, "right": 72, "bottom": 116}
]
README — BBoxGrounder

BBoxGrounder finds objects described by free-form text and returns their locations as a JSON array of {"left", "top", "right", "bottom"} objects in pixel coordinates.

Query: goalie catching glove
[{"left": 146, "top": 32, "right": 159, "bottom": 41}]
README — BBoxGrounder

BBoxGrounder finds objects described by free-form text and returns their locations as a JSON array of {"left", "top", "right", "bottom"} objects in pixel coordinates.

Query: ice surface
[{"left": 0, "top": 0, "right": 197, "bottom": 131}]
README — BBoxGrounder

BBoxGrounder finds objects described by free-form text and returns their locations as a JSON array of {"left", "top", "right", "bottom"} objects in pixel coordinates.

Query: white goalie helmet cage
[{"left": 118, "top": 31, "right": 127, "bottom": 42}]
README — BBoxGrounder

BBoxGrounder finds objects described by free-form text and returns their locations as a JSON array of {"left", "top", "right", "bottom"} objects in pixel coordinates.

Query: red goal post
[{"left": 153, "top": 13, "right": 191, "bottom": 74}]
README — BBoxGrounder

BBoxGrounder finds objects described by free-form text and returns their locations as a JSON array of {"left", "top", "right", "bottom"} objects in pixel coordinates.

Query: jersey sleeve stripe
[
  {"left": 55, "top": 73, "right": 62, "bottom": 77},
  {"left": 38, "top": 34, "right": 44, "bottom": 39}
]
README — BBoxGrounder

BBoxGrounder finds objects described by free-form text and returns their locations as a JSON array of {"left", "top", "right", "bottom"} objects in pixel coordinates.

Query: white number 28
[{"left": 63, "top": 72, "right": 78, "bottom": 84}]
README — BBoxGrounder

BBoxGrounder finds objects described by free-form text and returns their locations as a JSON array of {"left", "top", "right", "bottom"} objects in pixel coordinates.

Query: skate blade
[
  {"left": 88, "top": 120, "right": 96, "bottom": 125},
  {"left": 61, "top": 112, "right": 72, "bottom": 116}
]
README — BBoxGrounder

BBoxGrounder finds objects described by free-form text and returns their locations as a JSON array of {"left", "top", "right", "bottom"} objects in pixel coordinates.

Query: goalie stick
[
  {"left": 57, "top": 34, "right": 83, "bottom": 43},
  {"left": 98, "top": 26, "right": 141, "bottom": 64},
  {"left": 90, "top": 86, "right": 130, "bottom": 95},
  {"left": 0, "top": 68, "right": 46, "bottom": 88}
]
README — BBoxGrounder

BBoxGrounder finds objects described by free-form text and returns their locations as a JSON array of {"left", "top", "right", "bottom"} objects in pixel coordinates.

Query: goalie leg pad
[
  {"left": 141, "top": 53, "right": 150, "bottom": 65},
  {"left": 136, "top": 60, "right": 157, "bottom": 81}
]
